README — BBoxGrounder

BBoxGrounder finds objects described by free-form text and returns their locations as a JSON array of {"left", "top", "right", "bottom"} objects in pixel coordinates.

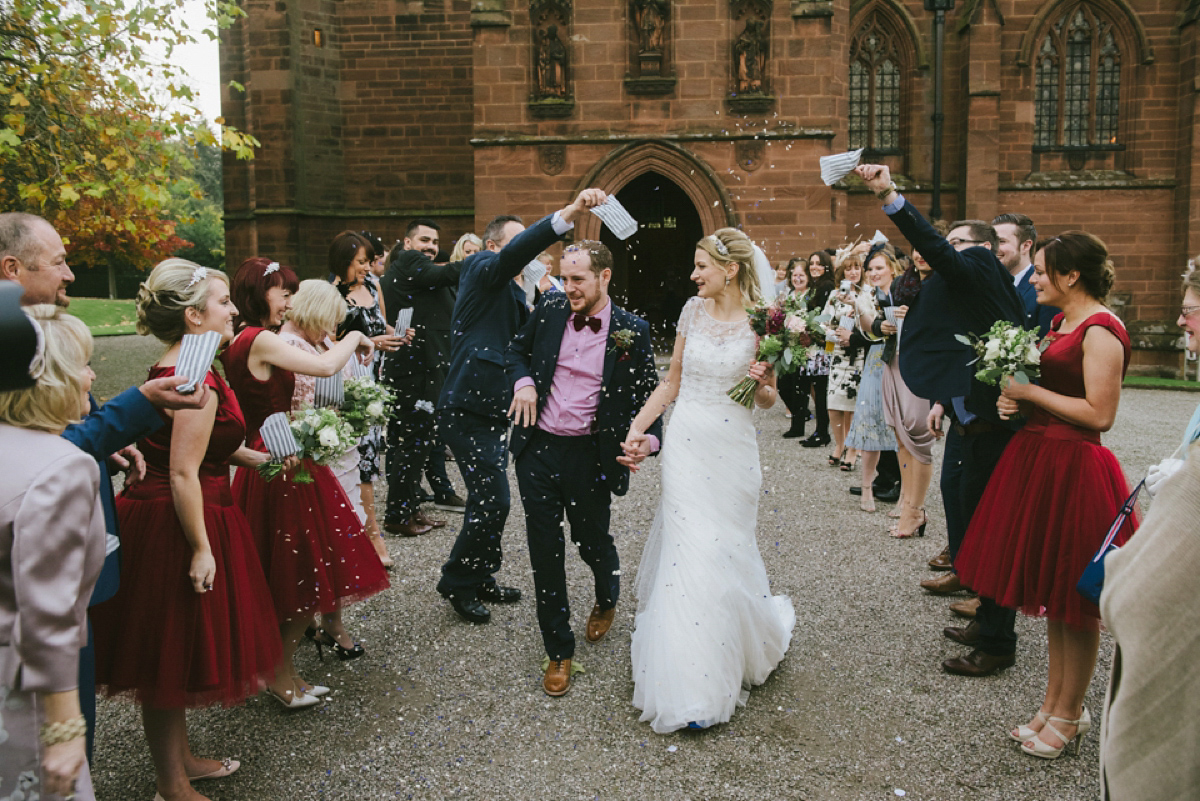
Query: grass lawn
[
  {"left": 1124, "top": 375, "right": 1200, "bottom": 391},
  {"left": 69, "top": 297, "right": 138, "bottom": 336}
]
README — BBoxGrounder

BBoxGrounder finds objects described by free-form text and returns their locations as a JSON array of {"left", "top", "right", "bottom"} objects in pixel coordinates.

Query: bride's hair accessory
[
  {"left": 264, "top": 261, "right": 280, "bottom": 276},
  {"left": 185, "top": 265, "right": 208, "bottom": 289},
  {"left": 708, "top": 235, "right": 730, "bottom": 258}
]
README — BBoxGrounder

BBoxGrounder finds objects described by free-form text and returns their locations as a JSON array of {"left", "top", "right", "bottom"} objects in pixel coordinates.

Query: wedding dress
[{"left": 631, "top": 296, "right": 795, "bottom": 733}]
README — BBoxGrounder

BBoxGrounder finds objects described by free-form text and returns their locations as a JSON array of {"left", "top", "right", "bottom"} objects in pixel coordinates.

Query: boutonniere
[{"left": 610, "top": 328, "right": 636, "bottom": 361}]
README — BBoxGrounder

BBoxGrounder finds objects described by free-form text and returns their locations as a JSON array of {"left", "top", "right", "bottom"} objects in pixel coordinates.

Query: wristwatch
[{"left": 875, "top": 181, "right": 898, "bottom": 200}]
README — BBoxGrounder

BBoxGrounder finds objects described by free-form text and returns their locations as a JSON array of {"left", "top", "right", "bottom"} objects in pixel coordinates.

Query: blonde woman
[
  {"left": 90, "top": 260, "right": 281, "bottom": 801},
  {"left": 624, "top": 228, "right": 795, "bottom": 733},
  {"left": 450, "top": 232, "right": 482, "bottom": 261},
  {"left": 224, "top": 279, "right": 390, "bottom": 707},
  {"left": 0, "top": 305, "right": 106, "bottom": 801}
]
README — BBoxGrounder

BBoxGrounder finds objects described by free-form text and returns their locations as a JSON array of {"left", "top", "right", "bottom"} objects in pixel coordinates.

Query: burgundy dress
[
  {"left": 222, "top": 327, "right": 388, "bottom": 623},
  {"left": 91, "top": 368, "right": 281, "bottom": 708},
  {"left": 956, "top": 312, "right": 1136, "bottom": 628}
]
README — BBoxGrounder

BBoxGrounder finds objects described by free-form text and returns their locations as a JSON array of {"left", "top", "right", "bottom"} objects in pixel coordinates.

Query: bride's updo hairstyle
[
  {"left": 696, "top": 227, "right": 762, "bottom": 304},
  {"left": 135, "top": 258, "right": 230, "bottom": 344},
  {"left": 1036, "top": 231, "right": 1115, "bottom": 303}
]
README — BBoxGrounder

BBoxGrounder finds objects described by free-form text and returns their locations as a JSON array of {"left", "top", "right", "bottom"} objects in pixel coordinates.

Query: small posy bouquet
[
  {"left": 341, "top": 376, "right": 395, "bottom": 438},
  {"left": 955, "top": 320, "right": 1046, "bottom": 386},
  {"left": 257, "top": 405, "right": 358, "bottom": 483},
  {"left": 728, "top": 295, "right": 829, "bottom": 408},
  {"left": 610, "top": 328, "right": 636, "bottom": 361}
]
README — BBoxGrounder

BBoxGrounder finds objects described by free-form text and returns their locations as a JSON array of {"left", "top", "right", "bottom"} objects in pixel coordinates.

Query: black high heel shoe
[{"left": 309, "top": 628, "right": 366, "bottom": 661}]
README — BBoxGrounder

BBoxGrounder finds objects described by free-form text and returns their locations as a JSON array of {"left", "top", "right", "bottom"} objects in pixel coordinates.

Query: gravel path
[{"left": 87, "top": 335, "right": 1195, "bottom": 800}]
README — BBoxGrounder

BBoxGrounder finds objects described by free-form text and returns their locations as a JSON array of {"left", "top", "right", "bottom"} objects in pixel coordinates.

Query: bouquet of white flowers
[
  {"left": 341, "top": 376, "right": 395, "bottom": 438},
  {"left": 955, "top": 320, "right": 1046, "bottom": 386},
  {"left": 728, "top": 294, "right": 829, "bottom": 408},
  {"left": 256, "top": 405, "right": 358, "bottom": 483}
]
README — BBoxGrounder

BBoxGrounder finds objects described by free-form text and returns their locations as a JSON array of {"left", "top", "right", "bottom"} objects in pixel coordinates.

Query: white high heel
[
  {"left": 267, "top": 685, "right": 320, "bottom": 709},
  {"left": 1009, "top": 710, "right": 1049, "bottom": 742},
  {"left": 1021, "top": 708, "right": 1091, "bottom": 759}
]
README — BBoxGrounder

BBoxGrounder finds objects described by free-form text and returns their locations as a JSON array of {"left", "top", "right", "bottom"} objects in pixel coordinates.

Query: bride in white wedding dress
[{"left": 620, "top": 228, "right": 795, "bottom": 733}]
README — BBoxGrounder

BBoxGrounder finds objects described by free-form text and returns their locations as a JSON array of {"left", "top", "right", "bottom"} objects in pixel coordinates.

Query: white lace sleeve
[
  {"left": 281, "top": 332, "right": 319, "bottom": 410},
  {"left": 677, "top": 296, "right": 702, "bottom": 338}
]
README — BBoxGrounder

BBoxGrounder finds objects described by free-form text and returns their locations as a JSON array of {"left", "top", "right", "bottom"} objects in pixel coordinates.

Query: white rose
[
  {"left": 317, "top": 426, "right": 340, "bottom": 448},
  {"left": 366, "top": 400, "right": 384, "bottom": 418},
  {"left": 1026, "top": 344, "right": 1041, "bottom": 365},
  {"left": 1005, "top": 328, "right": 1019, "bottom": 342},
  {"left": 983, "top": 340, "right": 1002, "bottom": 361},
  {"left": 784, "top": 313, "right": 806, "bottom": 334}
]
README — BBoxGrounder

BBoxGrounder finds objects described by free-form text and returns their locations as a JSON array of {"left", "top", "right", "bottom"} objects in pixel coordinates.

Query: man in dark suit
[
  {"left": 505, "top": 240, "right": 662, "bottom": 696},
  {"left": 993, "top": 212, "right": 1059, "bottom": 337},
  {"left": 380, "top": 217, "right": 464, "bottom": 537},
  {"left": 435, "top": 188, "right": 607, "bottom": 624},
  {"left": 0, "top": 212, "right": 207, "bottom": 759},
  {"left": 857, "top": 165, "right": 1027, "bottom": 677}
]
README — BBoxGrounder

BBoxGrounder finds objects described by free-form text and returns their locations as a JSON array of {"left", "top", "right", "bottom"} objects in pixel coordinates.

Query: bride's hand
[
  {"left": 618, "top": 431, "right": 652, "bottom": 472},
  {"left": 747, "top": 361, "right": 773, "bottom": 384}
]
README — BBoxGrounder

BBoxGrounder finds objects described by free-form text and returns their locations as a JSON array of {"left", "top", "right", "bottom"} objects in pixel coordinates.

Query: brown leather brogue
[
  {"left": 920, "top": 572, "right": 965, "bottom": 595},
  {"left": 949, "top": 596, "right": 981, "bottom": 618},
  {"left": 942, "top": 648, "right": 1015, "bottom": 677},
  {"left": 927, "top": 547, "right": 953, "bottom": 571},
  {"left": 585, "top": 604, "right": 616, "bottom": 643},
  {"left": 943, "top": 620, "right": 981, "bottom": 645},
  {"left": 543, "top": 658, "right": 572, "bottom": 696},
  {"left": 412, "top": 509, "right": 446, "bottom": 529},
  {"left": 383, "top": 518, "right": 432, "bottom": 537}
]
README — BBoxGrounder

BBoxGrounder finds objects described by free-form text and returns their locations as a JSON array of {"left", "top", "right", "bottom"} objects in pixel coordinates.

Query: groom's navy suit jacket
[
  {"left": 504, "top": 293, "right": 663, "bottom": 497},
  {"left": 439, "top": 214, "right": 564, "bottom": 420},
  {"left": 890, "top": 199, "right": 1025, "bottom": 427}
]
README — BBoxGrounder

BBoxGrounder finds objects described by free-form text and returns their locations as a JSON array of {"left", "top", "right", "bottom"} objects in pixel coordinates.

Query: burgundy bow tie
[{"left": 572, "top": 313, "right": 601, "bottom": 333}]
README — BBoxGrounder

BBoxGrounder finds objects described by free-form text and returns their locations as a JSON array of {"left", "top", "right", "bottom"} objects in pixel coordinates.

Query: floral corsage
[{"left": 610, "top": 328, "right": 636, "bottom": 361}]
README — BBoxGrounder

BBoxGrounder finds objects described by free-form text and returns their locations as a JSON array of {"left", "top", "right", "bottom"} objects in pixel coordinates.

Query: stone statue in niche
[
  {"left": 536, "top": 25, "right": 569, "bottom": 99},
  {"left": 733, "top": 18, "right": 767, "bottom": 93},
  {"left": 633, "top": 0, "right": 668, "bottom": 55}
]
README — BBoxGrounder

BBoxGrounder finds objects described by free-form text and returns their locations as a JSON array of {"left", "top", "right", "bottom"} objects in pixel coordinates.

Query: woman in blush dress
[
  {"left": 624, "top": 228, "right": 794, "bottom": 734},
  {"left": 223, "top": 271, "right": 389, "bottom": 709},
  {"left": 0, "top": 306, "right": 106, "bottom": 801},
  {"left": 955, "top": 232, "right": 1134, "bottom": 760},
  {"left": 844, "top": 244, "right": 901, "bottom": 512},
  {"left": 91, "top": 260, "right": 282, "bottom": 801}
]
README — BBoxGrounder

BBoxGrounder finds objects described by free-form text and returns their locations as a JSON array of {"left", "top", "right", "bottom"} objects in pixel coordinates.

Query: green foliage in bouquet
[
  {"left": 341, "top": 376, "right": 395, "bottom": 438},
  {"left": 955, "top": 320, "right": 1048, "bottom": 387},
  {"left": 256, "top": 405, "right": 357, "bottom": 483},
  {"left": 729, "top": 294, "right": 830, "bottom": 409}
]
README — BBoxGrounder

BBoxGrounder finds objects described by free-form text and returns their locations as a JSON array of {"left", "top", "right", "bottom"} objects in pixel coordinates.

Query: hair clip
[
  {"left": 708, "top": 235, "right": 730, "bottom": 257},
  {"left": 264, "top": 261, "right": 280, "bottom": 276},
  {"left": 185, "top": 266, "right": 207, "bottom": 289},
  {"left": 25, "top": 311, "right": 46, "bottom": 380}
]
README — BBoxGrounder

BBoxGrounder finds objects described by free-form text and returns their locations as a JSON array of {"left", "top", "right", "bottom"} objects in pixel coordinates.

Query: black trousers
[
  {"left": 944, "top": 424, "right": 1019, "bottom": 656},
  {"left": 422, "top": 429, "right": 456, "bottom": 501},
  {"left": 874, "top": 448, "right": 900, "bottom": 489},
  {"left": 383, "top": 377, "right": 436, "bottom": 525},
  {"left": 798, "top": 374, "right": 829, "bottom": 437},
  {"left": 515, "top": 430, "right": 619, "bottom": 660},
  {"left": 436, "top": 408, "right": 512, "bottom": 597},
  {"left": 777, "top": 372, "right": 808, "bottom": 431}
]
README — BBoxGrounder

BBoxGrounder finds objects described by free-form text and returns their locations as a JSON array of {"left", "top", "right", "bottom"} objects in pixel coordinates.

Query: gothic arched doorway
[{"left": 600, "top": 171, "right": 703, "bottom": 338}]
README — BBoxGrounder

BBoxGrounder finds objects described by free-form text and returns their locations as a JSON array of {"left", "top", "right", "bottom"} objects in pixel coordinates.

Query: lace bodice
[{"left": 676, "top": 296, "right": 757, "bottom": 406}]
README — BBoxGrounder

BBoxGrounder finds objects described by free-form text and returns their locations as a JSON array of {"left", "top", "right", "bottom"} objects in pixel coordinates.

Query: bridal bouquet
[
  {"left": 340, "top": 376, "right": 395, "bottom": 438},
  {"left": 256, "top": 405, "right": 358, "bottom": 483},
  {"left": 728, "top": 295, "right": 829, "bottom": 408},
  {"left": 955, "top": 320, "right": 1046, "bottom": 386}
]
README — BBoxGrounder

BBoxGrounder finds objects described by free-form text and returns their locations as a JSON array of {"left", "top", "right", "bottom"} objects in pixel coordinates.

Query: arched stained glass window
[
  {"left": 1034, "top": 4, "right": 1121, "bottom": 149},
  {"left": 849, "top": 12, "right": 903, "bottom": 153}
]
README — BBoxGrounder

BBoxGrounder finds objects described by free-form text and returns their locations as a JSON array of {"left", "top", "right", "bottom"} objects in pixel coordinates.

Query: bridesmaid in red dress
[
  {"left": 91, "top": 259, "right": 282, "bottom": 801},
  {"left": 222, "top": 264, "right": 389, "bottom": 709},
  {"left": 955, "top": 232, "right": 1135, "bottom": 761}
]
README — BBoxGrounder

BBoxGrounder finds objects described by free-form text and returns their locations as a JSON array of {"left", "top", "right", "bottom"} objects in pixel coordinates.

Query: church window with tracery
[
  {"left": 1034, "top": 4, "right": 1121, "bottom": 149},
  {"left": 849, "top": 12, "right": 903, "bottom": 153}
]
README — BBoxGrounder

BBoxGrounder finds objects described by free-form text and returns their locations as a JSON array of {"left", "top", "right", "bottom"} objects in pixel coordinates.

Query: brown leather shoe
[
  {"left": 942, "top": 648, "right": 1015, "bottom": 677},
  {"left": 920, "top": 572, "right": 965, "bottom": 595},
  {"left": 949, "top": 596, "right": 981, "bottom": 618},
  {"left": 928, "top": 547, "right": 952, "bottom": 571},
  {"left": 543, "top": 658, "right": 572, "bottom": 696},
  {"left": 585, "top": 604, "right": 616, "bottom": 643},
  {"left": 383, "top": 518, "right": 432, "bottom": 537},
  {"left": 412, "top": 509, "right": 446, "bottom": 529},
  {"left": 943, "top": 620, "right": 981, "bottom": 645}
]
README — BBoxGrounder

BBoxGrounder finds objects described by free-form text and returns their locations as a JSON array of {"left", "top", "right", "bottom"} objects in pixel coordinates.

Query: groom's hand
[
  {"left": 618, "top": 433, "right": 652, "bottom": 471},
  {"left": 508, "top": 385, "right": 539, "bottom": 427}
]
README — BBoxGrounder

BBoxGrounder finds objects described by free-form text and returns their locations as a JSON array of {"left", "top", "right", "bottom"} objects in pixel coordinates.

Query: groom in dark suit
[
  {"left": 505, "top": 240, "right": 662, "bottom": 696},
  {"left": 435, "top": 189, "right": 607, "bottom": 624},
  {"left": 857, "top": 164, "right": 1029, "bottom": 677}
]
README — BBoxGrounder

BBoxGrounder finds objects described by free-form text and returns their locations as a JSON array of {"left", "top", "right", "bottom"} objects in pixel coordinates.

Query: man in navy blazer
[
  {"left": 857, "top": 165, "right": 1028, "bottom": 678},
  {"left": 505, "top": 241, "right": 662, "bottom": 696},
  {"left": 993, "top": 213, "right": 1059, "bottom": 337},
  {"left": 0, "top": 212, "right": 207, "bottom": 758},
  {"left": 435, "top": 189, "right": 607, "bottom": 624}
]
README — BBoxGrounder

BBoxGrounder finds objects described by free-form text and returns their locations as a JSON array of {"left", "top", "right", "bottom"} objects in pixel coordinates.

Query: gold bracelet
[{"left": 40, "top": 715, "right": 87, "bottom": 746}]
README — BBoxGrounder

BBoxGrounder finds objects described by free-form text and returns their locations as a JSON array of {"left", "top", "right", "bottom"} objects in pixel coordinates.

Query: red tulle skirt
[
  {"left": 232, "top": 459, "right": 388, "bottom": 623},
  {"left": 91, "top": 472, "right": 282, "bottom": 708},
  {"left": 955, "top": 416, "right": 1136, "bottom": 628}
]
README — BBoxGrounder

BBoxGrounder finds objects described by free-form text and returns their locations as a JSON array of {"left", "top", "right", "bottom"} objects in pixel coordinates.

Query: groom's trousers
[{"left": 515, "top": 429, "right": 619, "bottom": 660}]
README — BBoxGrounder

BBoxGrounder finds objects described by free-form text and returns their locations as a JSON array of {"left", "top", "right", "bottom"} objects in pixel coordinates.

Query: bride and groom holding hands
[{"left": 437, "top": 188, "right": 794, "bottom": 733}]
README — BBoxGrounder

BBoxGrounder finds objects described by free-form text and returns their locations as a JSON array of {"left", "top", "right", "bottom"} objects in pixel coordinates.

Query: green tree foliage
[
  {"left": 0, "top": 0, "right": 254, "bottom": 278},
  {"left": 167, "top": 138, "right": 225, "bottom": 270}
]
